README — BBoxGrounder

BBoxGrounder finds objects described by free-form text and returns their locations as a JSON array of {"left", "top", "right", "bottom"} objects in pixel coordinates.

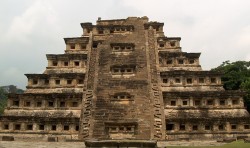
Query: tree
[
  {"left": 8, "top": 85, "right": 17, "bottom": 93},
  {"left": 0, "top": 88, "right": 7, "bottom": 115},
  {"left": 212, "top": 61, "right": 250, "bottom": 111},
  {"left": 241, "top": 78, "right": 250, "bottom": 111},
  {"left": 0, "top": 85, "right": 24, "bottom": 115}
]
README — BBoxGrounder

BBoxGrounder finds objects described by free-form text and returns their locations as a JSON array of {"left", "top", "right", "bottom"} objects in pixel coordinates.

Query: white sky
[{"left": 0, "top": 0, "right": 250, "bottom": 89}]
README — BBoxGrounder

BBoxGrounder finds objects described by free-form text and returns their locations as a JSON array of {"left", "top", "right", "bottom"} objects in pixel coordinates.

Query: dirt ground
[
  {"left": 0, "top": 141, "right": 86, "bottom": 148},
  {"left": 0, "top": 140, "right": 227, "bottom": 148}
]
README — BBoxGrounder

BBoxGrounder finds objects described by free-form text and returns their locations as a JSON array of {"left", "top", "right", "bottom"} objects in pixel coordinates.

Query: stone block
[
  {"left": 223, "top": 138, "right": 237, "bottom": 143},
  {"left": 2, "top": 136, "right": 14, "bottom": 141},
  {"left": 216, "top": 139, "right": 224, "bottom": 142},
  {"left": 57, "top": 136, "right": 66, "bottom": 142},
  {"left": 47, "top": 137, "right": 58, "bottom": 142},
  {"left": 244, "top": 138, "right": 250, "bottom": 143},
  {"left": 85, "top": 140, "right": 157, "bottom": 147},
  {"left": 179, "top": 138, "right": 189, "bottom": 141},
  {"left": 237, "top": 136, "right": 248, "bottom": 140}
]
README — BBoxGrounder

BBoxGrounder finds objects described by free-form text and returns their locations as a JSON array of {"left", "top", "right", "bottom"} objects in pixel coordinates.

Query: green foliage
[
  {"left": 8, "top": 85, "right": 17, "bottom": 93},
  {"left": 16, "top": 88, "right": 24, "bottom": 94},
  {"left": 241, "top": 78, "right": 250, "bottom": 111},
  {"left": 0, "top": 88, "right": 7, "bottom": 115},
  {"left": 0, "top": 85, "right": 23, "bottom": 115},
  {"left": 212, "top": 60, "right": 250, "bottom": 111}
]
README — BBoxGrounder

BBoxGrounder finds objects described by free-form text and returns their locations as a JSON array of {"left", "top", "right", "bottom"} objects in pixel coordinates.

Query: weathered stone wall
[
  {"left": 145, "top": 26, "right": 166, "bottom": 139},
  {"left": 81, "top": 17, "right": 154, "bottom": 140},
  {"left": 166, "top": 117, "right": 250, "bottom": 140},
  {"left": 1, "top": 16, "right": 249, "bottom": 142}
]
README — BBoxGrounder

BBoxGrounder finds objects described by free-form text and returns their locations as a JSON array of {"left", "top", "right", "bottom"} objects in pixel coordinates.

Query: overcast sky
[{"left": 0, "top": 0, "right": 250, "bottom": 89}]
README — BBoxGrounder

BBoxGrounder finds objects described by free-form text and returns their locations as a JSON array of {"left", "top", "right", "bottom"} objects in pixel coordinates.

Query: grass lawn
[{"left": 167, "top": 140, "right": 250, "bottom": 148}]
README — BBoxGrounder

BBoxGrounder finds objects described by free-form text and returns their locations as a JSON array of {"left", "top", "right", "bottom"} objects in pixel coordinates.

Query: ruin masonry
[{"left": 0, "top": 17, "right": 250, "bottom": 142}]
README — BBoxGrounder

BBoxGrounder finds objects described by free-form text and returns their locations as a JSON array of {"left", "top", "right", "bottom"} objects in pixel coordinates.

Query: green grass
[{"left": 167, "top": 140, "right": 250, "bottom": 148}]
